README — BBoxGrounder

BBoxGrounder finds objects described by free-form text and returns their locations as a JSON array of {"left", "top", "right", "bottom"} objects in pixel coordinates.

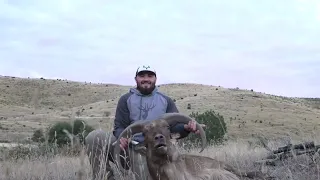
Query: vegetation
[
  {"left": 1, "top": 76, "right": 320, "bottom": 179},
  {"left": 47, "top": 121, "right": 74, "bottom": 146},
  {"left": 190, "top": 109, "right": 227, "bottom": 144},
  {"left": 72, "top": 119, "right": 95, "bottom": 144},
  {"left": 31, "top": 129, "right": 45, "bottom": 143},
  {"left": 1, "top": 119, "right": 95, "bottom": 162},
  {"left": 180, "top": 109, "right": 227, "bottom": 149},
  {"left": 46, "top": 119, "right": 94, "bottom": 147}
]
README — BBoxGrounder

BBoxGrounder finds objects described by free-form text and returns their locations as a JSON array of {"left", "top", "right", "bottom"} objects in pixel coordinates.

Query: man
[{"left": 85, "top": 65, "right": 200, "bottom": 180}]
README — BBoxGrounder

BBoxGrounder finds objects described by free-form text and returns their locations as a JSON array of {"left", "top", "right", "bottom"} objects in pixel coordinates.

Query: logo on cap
[
  {"left": 142, "top": 65, "right": 150, "bottom": 69},
  {"left": 136, "top": 65, "right": 156, "bottom": 76}
]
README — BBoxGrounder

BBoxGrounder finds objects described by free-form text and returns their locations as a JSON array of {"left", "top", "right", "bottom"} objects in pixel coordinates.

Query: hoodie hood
[{"left": 130, "top": 86, "right": 158, "bottom": 96}]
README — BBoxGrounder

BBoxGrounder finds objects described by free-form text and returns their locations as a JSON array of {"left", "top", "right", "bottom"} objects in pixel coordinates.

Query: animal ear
[
  {"left": 170, "top": 133, "right": 181, "bottom": 139},
  {"left": 143, "top": 124, "right": 151, "bottom": 134}
]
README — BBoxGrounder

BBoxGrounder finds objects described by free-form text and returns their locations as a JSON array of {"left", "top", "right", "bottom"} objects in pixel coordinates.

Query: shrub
[
  {"left": 31, "top": 129, "right": 45, "bottom": 143},
  {"left": 47, "top": 121, "right": 73, "bottom": 146},
  {"left": 72, "top": 119, "right": 94, "bottom": 144},
  {"left": 103, "top": 111, "right": 111, "bottom": 117},
  {"left": 181, "top": 109, "right": 227, "bottom": 148},
  {"left": 47, "top": 120, "right": 94, "bottom": 147}
]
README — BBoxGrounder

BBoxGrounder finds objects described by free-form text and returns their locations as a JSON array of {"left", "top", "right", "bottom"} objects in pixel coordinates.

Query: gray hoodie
[{"left": 112, "top": 87, "right": 190, "bottom": 142}]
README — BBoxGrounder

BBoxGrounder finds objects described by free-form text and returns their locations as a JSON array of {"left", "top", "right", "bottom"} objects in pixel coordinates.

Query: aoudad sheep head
[{"left": 113, "top": 112, "right": 207, "bottom": 171}]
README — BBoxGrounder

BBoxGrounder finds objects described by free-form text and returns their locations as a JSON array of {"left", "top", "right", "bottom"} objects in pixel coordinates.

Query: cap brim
[{"left": 136, "top": 70, "right": 156, "bottom": 76}]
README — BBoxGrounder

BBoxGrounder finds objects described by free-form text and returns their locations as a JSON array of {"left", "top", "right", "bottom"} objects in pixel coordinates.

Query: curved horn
[
  {"left": 118, "top": 120, "right": 151, "bottom": 140},
  {"left": 113, "top": 120, "right": 151, "bottom": 173},
  {"left": 160, "top": 112, "right": 207, "bottom": 153}
]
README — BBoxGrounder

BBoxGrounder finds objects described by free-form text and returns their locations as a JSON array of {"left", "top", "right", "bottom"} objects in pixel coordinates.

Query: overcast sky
[{"left": 0, "top": 0, "right": 319, "bottom": 98}]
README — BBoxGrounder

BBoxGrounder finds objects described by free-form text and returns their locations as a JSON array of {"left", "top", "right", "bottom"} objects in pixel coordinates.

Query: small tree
[
  {"left": 47, "top": 120, "right": 94, "bottom": 147},
  {"left": 182, "top": 109, "right": 227, "bottom": 149},
  {"left": 47, "top": 121, "right": 73, "bottom": 146}
]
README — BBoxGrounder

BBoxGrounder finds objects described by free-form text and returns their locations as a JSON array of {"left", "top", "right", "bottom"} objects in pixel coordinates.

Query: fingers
[
  {"left": 190, "top": 120, "right": 196, "bottom": 131},
  {"left": 186, "top": 120, "right": 206, "bottom": 133},
  {"left": 191, "top": 121, "right": 206, "bottom": 134},
  {"left": 187, "top": 120, "right": 196, "bottom": 132},
  {"left": 119, "top": 137, "right": 129, "bottom": 151}
]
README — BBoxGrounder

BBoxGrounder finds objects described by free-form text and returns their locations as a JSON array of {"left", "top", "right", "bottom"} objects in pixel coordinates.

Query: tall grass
[{"left": 1, "top": 135, "right": 320, "bottom": 180}]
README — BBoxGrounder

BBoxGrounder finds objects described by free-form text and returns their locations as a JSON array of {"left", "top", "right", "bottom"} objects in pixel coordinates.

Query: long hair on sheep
[{"left": 113, "top": 112, "right": 265, "bottom": 180}]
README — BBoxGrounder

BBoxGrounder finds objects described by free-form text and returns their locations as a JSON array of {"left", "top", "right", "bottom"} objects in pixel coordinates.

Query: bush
[
  {"left": 47, "top": 119, "right": 94, "bottom": 147},
  {"left": 182, "top": 109, "right": 227, "bottom": 148},
  {"left": 31, "top": 129, "right": 45, "bottom": 143},
  {"left": 72, "top": 119, "right": 95, "bottom": 144},
  {"left": 47, "top": 121, "right": 73, "bottom": 146}
]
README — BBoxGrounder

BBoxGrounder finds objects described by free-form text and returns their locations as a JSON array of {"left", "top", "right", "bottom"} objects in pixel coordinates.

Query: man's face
[{"left": 135, "top": 71, "right": 157, "bottom": 94}]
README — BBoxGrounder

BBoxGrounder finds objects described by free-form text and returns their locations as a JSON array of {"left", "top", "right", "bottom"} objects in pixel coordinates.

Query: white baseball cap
[{"left": 135, "top": 65, "right": 156, "bottom": 76}]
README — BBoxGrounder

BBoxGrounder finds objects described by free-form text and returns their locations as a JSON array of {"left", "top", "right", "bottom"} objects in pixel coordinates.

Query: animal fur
[{"left": 113, "top": 113, "right": 265, "bottom": 180}]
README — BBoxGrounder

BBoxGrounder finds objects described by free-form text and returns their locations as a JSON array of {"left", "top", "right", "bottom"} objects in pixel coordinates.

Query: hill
[{"left": 0, "top": 75, "right": 319, "bottom": 143}]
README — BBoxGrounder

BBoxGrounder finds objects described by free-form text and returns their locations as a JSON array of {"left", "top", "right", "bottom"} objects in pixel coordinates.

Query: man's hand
[
  {"left": 184, "top": 120, "right": 206, "bottom": 134},
  {"left": 119, "top": 137, "right": 130, "bottom": 151}
]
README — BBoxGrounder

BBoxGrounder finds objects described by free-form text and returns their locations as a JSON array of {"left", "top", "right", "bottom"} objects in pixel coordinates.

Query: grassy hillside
[{"left": 0, "top": 75, "right": 319, "bottom": 143}]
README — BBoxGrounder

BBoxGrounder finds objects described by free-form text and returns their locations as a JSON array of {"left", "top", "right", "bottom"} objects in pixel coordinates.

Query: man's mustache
[{"left": 141, "top": 81, "right": 151, "bottom": 84}]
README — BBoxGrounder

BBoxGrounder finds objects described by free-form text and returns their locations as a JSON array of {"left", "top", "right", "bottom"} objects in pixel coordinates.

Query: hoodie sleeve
[
  {"left": 112, "top": 93, "right": 132, "bottom": 139},
  {"left": 166, "top": 96, "right": 179, "bottom": 113},
  {"left": 165, "top": 96, "right": 191, "bottom": 139}
]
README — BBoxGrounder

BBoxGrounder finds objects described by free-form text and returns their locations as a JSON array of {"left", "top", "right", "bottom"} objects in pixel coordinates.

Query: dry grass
[
  {"left": 1, "top": 76, "right": 320, "bottom": 143},
  {"left": 1, "top": 138, "right": 320, "bottom": 180},
  {"left": 1, "top": 75, "right": 320, "bottom": 179}
]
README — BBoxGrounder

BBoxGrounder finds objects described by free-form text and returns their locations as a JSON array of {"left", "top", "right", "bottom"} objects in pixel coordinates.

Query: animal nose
[{"left": 154, "top": 134, "right": 164, "bottom": 141}]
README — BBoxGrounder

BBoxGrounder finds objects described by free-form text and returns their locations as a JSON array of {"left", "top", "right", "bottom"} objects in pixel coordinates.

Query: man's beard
[{"left": 137, "top": 82, "right": 156, "bottom": 95}]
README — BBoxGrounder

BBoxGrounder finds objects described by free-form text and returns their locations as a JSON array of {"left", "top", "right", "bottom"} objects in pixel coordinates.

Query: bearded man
[{"left": 85, "top": 65, "right": 200, "bottom": 180}]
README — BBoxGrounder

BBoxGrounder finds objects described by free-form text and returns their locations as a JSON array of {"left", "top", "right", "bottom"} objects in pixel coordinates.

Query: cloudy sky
[{"left": 0, "top": 0, "right": 319, "bottom": 97}]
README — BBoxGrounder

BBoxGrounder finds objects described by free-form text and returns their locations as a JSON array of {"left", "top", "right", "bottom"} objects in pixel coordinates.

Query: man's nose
[
  {"left": 154, "top": 134, "right": 164, "bottom": 141},
  {"left": 141, "top": 76, "right": 151, "bottom": 80}
]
